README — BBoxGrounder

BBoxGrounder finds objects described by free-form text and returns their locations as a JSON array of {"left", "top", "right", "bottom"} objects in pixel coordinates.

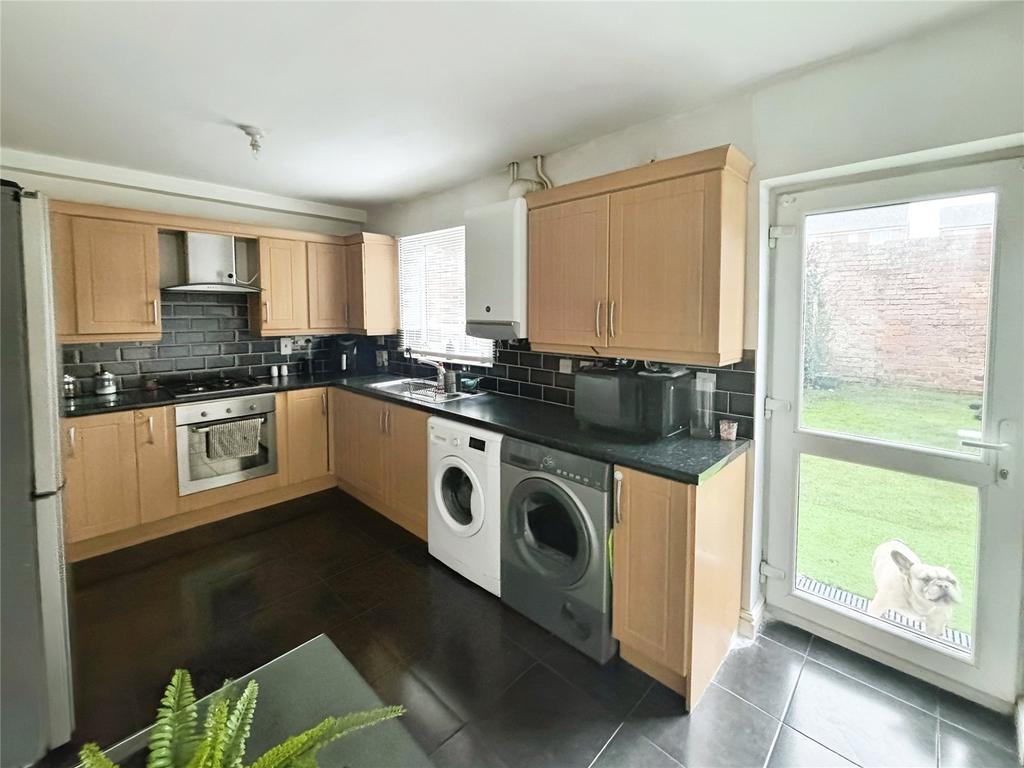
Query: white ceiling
[{"left": 0, "top": 1, "right": 988, "bottom": 208}]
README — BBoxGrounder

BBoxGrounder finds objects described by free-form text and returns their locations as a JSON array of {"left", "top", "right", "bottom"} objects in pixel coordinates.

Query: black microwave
[{"left": 574, "top": 366, "right": 693, "bottom": 438}]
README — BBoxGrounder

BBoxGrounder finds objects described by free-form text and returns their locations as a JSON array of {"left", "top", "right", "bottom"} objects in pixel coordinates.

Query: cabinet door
[
  {"left": 328, "top": 387, "right": 348, "bottom": 478},
  {"left": 384, "top": 404, "right": 429, "bottom": 539},
  {"left": 287, "top": 387, "right": 330, "bottom": 484},
  {"left": 608, "top": 174, "right": 711, "bottom": 357},
  {"left": 528, "top": 197, "right": 610, "bottom": 347},
  {"left": 62, "top": 413, "right": 140, "bottom": 543},
  {"left": 71, "top": 217, "right": 161, "bottom": 335},
  {"left": 258, "top": 237, "right": 308, "bottom": 332},
  {"left": 346, "top": 393, "right": 388, "bottom": 501},
  {"left": 346, "top": 241, "right": 399, "bottom": 335},
  {"left": 307, "top": 243, "right": 349, "bottom": 331},
  {"left": 612, "top": 466, "right": 693, "bottom": 676},
  {"left": 135, "top": 407, "right": 179, "bottom": 523}
]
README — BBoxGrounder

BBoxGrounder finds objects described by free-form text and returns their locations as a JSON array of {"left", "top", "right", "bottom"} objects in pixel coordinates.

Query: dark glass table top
[{"left": 101, "top": 635, "right": 432, "bottom": 767}]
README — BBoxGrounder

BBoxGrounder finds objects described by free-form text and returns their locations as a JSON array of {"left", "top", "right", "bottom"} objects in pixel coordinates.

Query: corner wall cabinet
[
  {"left": 613, "top": 452, "right": 747, "bottom": 708},
  {"left": 525, "top": 144, "right": 751, "bottom": 367}
]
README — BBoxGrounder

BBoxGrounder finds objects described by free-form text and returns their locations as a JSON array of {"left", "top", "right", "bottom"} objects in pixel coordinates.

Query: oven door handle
[{"left": 189, "top": 416, "right": 267, "bottom": 434}]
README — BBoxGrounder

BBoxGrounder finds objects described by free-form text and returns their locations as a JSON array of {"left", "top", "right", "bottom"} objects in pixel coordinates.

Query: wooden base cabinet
[
  {"left": 526, "top": 144, "right": 751, "bottom": 367},
  {"left": 62, "top": 412, "right": 141, "bottom": 543},
  {"left": 331, "top": 390, "right": 429, "bottom": 540},
  {"left": 286, "top": 388, "right": 330, "bottom": 484},
  {"left": 613, "top": 452, "right": 747, "bottom": 709}
]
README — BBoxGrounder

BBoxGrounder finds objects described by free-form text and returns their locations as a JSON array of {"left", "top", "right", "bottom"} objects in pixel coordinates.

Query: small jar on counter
[{"left": 94, "top": 368, "right": 116, "bottom": 396}]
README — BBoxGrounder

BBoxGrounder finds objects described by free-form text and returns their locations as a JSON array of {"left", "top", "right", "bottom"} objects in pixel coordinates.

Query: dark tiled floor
[{"left": 47, "top": 491, "right": 1018, "bottom": 768}]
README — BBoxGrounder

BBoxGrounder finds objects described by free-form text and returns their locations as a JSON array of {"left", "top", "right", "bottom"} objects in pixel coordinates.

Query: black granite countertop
[{"left": 63, "top": 372, "right": 749, "bottom": 484}]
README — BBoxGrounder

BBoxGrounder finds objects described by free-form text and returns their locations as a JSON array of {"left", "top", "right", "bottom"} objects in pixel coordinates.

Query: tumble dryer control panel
[{"left": 501, "top": 437, "right": 612, "bottom": 492}]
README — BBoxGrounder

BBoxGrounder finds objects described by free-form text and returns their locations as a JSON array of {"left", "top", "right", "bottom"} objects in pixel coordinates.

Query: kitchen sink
[{"left": 370, "top": 377, "right": 482, "bottom": 403}]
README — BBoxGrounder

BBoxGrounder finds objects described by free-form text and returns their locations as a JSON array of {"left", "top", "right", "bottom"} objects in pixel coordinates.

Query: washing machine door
[
  {"left": 506, "top": 476, "right": 594, "bottom": 587},
  {"left": 433, "top": 455, "right": 485, "bottom": 537}
]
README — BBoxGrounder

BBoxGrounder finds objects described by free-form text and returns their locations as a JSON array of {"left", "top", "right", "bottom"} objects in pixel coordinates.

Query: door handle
[
  {"left": 609, "top": 301, "right": 616, "bottom": 339},
  {"left": 321, "top": 391, "right": 327, "bottom": 415},
  {"left": 595, "top": 301, "right": 603, "bottom": 338},
  {"left": 960, "top": 438, "right": 1011, "bottom": 451},
  {"left": 67, "top": 427, "right": 76, "bottom": 457},
  {"left": 147, "top": 416, "right": 155, "bottom": 445},
  {"left": 614, "top": 470, "right": 623, "bottom": 524}
]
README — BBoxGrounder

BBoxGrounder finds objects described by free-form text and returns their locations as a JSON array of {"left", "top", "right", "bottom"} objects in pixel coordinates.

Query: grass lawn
[{"left": 797, "top": 385, "right": 980, "bottom": 633}]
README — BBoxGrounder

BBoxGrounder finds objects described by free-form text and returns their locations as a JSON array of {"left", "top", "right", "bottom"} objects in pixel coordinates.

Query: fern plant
[{"left": 78, "top": 669, "right": 404, "bottom": 768}]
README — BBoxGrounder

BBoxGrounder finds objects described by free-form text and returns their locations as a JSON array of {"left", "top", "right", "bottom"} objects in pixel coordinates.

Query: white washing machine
[{"left": 427, "top": 417, "right": 504, "bottom": 596}]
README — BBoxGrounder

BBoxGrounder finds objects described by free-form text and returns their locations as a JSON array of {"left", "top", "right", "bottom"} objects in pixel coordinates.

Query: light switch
[{"left": 559, "top": 358, "right": 573, "bottom": 374}]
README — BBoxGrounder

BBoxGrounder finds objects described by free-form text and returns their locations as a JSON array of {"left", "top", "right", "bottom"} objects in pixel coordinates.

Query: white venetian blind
[{"left": 398, "top": 225, "right": 494, "bottom": 365}]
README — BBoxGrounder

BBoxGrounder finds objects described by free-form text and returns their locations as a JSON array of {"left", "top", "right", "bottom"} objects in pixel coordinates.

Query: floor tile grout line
[
  {"left": 710, "top": 680, "right": 786, "bottom": 724},
  {"left": 761, "top": 654, "right": 807, "bottom": 768},
  {"left": 937, "top": 716, "right": 1018, "bottom": 757},
  {"left": 585, "top": 722, "right": 625, "bottom": 768},
  {"left": 801, "top": 655, "right": 940, "bottom": 719},
  {"left": 780, "top": 626, "right": 1013, "bottom": 752},
  {"left": 754, "top": 630, "right": 811, "bottom": 659},
  {"left": 534, "top": 655, "right": 649, "bottom": 722}
]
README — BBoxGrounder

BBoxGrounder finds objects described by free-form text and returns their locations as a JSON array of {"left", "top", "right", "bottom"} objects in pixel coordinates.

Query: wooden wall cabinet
[
  {"left": 253, "top": 237, "right": 309, "bottom": 334},
  {"left": 331, "top": 389, "right": 428, "bottom": 540},
  {"left": 62, "top": 412, "right": 141, "bottom": 543},
  {"left": 286, "top": 387, "right": 330, "bottom": 484},
  {"left": 344, "top": 235, "right": 400, "bottom": 336},
  {"left": 526, "top": 144, "right": 751, "bottom": 367},
  {"left": 52, "top": 214, "right": 162, "bottom": 343},
  {"left": 527, "top": 197, "right": 609, "bottom": 348},
  {"left": 253, "top": 233, "right": 398, "bottom": 337},
  {"left": 307, "top": 242, "right": 350, "bottom": 332},
  {"left": 613, "top": 452, "right": 747, "bottom": 709}
]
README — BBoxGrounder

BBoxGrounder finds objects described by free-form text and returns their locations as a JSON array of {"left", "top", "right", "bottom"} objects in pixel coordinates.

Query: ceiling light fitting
[{"left": 239, "top": 125, "right": 264, "bottom": 159}]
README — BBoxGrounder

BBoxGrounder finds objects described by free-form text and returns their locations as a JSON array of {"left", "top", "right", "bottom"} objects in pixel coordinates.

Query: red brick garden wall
[{"left": 805, "top": 226, "right": 991, "bottom": 394}]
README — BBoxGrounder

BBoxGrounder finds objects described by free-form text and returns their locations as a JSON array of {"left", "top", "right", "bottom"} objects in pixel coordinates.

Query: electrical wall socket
[
  {"left": 279, "top": 337, "right": 293, "bottom": 355},
  {"left": 559, "top": 358, "right": 573, "bottom": 374}
]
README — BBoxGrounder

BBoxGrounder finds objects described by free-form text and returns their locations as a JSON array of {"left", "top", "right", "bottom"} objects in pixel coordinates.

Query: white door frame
[{"left": 762, "top": 153, "right": 1023, "bottom": 709}]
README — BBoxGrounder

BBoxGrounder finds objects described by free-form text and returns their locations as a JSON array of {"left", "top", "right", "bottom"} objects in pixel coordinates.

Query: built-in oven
[{"left": 175, "top": 393, "right": 277, "bottom": 496}]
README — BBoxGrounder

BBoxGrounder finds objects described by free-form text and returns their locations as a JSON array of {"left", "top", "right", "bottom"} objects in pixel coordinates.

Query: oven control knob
[{"left": 200, "top": 411, "right": 208, "bottom": 417}]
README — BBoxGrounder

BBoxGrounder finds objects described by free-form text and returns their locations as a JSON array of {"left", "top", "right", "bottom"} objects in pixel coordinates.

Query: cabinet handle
[
  {"left": 595, "top": 301, "right": 603, "bottom": 338},
  {"left": 67, "top": 427, "right": 76, "bottom": 457},
  {"left": 609, "top": 301, "right": 617, "bottom": 339},
  {"left": 384, "top": 409, "right": 391, "bottom": 435},
  {"left": 614, "top": 470, "right": 623, "bottom": 524},
  {"left": 379, "top": 408, "right": 385, "bottom": 433},
  {"left": 151, "top": 299, "right": 160, "bottom": 323},
  {"left": 147, "top": 416, "right": 155, "bottom": 445},
  {"left": 344, "top": 303, "right": 350, "bottom": 324},
  {"left": 321, "top": 391, "right": 327, "bottom": 415},
  {"left": 263, "top": 301, "right": 271, "bottom": 322}
]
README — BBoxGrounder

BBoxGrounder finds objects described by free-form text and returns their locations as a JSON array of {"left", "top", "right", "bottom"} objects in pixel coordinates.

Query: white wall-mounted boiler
[{"left": 464, "top": 197, "right": 527, "bottom": 340}]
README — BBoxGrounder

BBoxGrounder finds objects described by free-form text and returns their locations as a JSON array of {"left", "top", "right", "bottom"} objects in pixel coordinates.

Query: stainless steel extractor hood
[{"left": 163, "top": 232, "right": 260, "bottom": 293}]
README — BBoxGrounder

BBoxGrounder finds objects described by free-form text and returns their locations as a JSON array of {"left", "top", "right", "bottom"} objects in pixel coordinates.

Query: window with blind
[{"left": 398, "top": 226, "right": 494, "bottom": 366}]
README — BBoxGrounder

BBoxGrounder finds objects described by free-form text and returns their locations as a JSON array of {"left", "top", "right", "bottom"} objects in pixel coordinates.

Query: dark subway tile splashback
[
  {"left": 62, "top": 291, "right": 375, "bottom": 393},
  {"left": 381, "top": 336, "right": 755, "bottom": 437}
]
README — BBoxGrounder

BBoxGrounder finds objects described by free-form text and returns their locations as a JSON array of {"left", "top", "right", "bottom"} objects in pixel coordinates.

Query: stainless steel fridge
[{"left": 1, "top": 180, "right": 74, "bottom": 766}]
